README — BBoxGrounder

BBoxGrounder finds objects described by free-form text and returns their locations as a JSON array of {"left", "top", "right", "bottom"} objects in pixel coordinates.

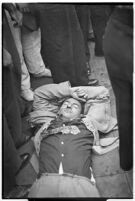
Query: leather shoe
[{"left": 87, "top": 79, "right": 99, "bottom": 86}]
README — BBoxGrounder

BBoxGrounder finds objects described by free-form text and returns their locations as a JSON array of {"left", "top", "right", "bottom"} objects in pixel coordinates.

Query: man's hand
[
  {"left": 3, "top": 3, "right": 23, "bottom": 27},
  {"left": 10, "top": 9, "right": 23, "bottom": 27},
  {"left": 3, "top": 48, "right": 13, "bottom": 67},
  {"left": 70, "top": 87, "right": 88, "bottom": 102}
]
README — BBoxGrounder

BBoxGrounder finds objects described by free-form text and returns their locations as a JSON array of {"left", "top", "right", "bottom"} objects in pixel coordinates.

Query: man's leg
[
  {"left": 5, "top": 10, "right": 33, "bottom": 101},
  {"left": 3, "top": 115, "right": 22, "bottom": 197},
  {"left": 21, "top": 27, "right": 51, "bottom": 77},
  {"left": 90, "top": 5, "right": 111, "bottom": 56},
  {"left": 75, "top": 5, "right": 90, "bottom": 63},
  {"left": 103, "top": 11, "right": 133, "bottom": 170}
]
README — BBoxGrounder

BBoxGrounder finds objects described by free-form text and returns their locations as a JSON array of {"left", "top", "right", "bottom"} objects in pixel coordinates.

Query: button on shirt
[{"left": 39, "top": 119, "right": 94, "bottom": 179}]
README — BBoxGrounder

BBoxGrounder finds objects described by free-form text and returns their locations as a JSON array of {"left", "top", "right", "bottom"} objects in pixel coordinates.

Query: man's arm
[
  {"left": 3, "top": 48, "right": 13, "bottom": 67},
  {"left": 29, "top": 81, "right": 86, "bottom": 126},
  {"left": 71, "top": 85, "right": 109, "bottom": 102},
  {"left": 83, "top": 86, "right": 117, "bottom": 133},
  {"left": 3, "top": 3, "right": 23, "bottom": 27},
  {"left": 71, "top": 86, "right": 117, "bottom": 133},
  {"left": 33, "top": 81, "right": 71, "bottom": 112}
]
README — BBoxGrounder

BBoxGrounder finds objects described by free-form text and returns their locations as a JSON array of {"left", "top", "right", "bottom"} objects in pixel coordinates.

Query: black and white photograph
[{"left": 2, "top": 1, "right": 133, "bottom": 199}]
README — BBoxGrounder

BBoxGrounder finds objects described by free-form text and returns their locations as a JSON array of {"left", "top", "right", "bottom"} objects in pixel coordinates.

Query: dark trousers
[
  {"left": 103, "top": 8, "right": 133, "bottom": 170},
  {"left": 75, "top": 4, "right": 90, "bottom": 62},
  {"left": 3, "top": 9, "right": 21, "bottom": 95},
  {"left": 36, "top": 4, "right": 88, "bottom": 86},
  {"left": 3, "top": 114, "right": 21, "bottom": 196},
  {"left": 90, "top": 5, "right": 112, "bottom": 56},
  {"left": 3, "top": 9, "right": 26, "bottom": 148},
  {"left": 3, "top": 65, "right": 24, "bottom": 148}
]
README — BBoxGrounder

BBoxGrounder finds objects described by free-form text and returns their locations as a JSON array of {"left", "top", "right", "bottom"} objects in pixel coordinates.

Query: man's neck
[
  {"left": 57, "top": 115, "right": 72, "bottom": 123},
  {"left": 57, "top": 114, "right": 82, "bottom": 124}
]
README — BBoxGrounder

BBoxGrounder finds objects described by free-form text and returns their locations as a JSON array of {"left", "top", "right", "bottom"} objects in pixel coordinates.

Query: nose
[{"left": 67, "top": 103, "right": 72, "bottom": 108}]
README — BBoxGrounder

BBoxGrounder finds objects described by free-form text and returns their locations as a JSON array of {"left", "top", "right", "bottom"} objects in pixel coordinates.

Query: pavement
[{"left": 12, "top": 41, "right": 133, "bottom": 198}]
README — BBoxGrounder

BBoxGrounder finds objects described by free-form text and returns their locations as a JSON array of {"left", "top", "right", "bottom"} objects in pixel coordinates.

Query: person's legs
[
  {"left": 90, "top": 5, "right": 111, "bottom": 56},
  {"left": 111, "top": 78, "right": 133, "bottom": 170},
  {"left": 21, "top": 27, "right": 51, "bottom": 77},
  {"left": 39, "top": 4, "right": 77, "bottom": 85},
  {"left": 28, "top": 174, "right": 100, "bottom": 197},
  {"left": 75, "top": 5, "right": 90, "bottom": 63},
  {"left": 37, "top": 4, "right": 97, "bottom": 86},
  {"left": 75, "top": 4, "right": 92, "bottom": 76},
  {"left": 5, "top": 10, "right": 33, "bottom": 101},
  {"left": 67, "top": 5, "right": 98, "bottom": 86},
  {"left": 103, "top": 14, "right": 133, "bottom": 170},
  {"left": 3, "top": 64, "right": 28, "bottom": 148},
  {"left": 3, "top": 115, "right": 22, "bottom": 197}
]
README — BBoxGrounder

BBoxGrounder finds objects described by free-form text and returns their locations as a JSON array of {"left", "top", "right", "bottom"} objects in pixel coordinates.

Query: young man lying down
[{"left": 28, "top": 81, "right": 118, "bottom": 197}]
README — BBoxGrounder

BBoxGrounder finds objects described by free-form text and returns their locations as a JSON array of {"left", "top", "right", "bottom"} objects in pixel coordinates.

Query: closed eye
[{"left": 72, "top": 104, "right": 80, "bottom": 109}]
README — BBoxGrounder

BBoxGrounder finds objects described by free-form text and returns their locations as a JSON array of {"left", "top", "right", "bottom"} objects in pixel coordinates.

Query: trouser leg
[
  {"left": 3, "top": 65, "right": 24, "bottom": 147},
  {"left": 111, "top": 78, "right": 133, "bottom": 170},
  {"left": 21, "top": 28, "right": 47, "bottom": 75},
  {"left": 39, "top": 4, "right": 89, "bottom": 86},
  {"left": 75, "top": 5, "right": 90, "bottom": 62},
  {"left": 90, "top": 5, "right": 110, "bottom": 56},
  {"left": 103, "top": 16, "right": 133, "bottom": 170},
  {"left": 5, "top": 10, "right": 31, "bottom": 91},
  {"left": 3, "top": 114, "right": 21, "bottom": 196}
]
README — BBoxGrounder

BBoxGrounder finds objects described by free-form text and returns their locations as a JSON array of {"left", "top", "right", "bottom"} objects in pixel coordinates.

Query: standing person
[
  {"left": 74, "top": 4, "right": 91, "bottom": 70},
  {"left": 3, "top": 114, "right": 22, "bottom": 197},
  {"left": 20, "top": 11, "right": 52, "bottom": 78},
  {"left": 74, "top": 4, "right": 98, "bottom": 82},
  {"left": 4, "top": 3, "right": 52, "bottom": 102},
  {"left": 2, "top": 47, "right": 31, "bottom": 196},
  {"left": 90, "top": 5, "right": 112, "bottom": 57},
  {"left": 103, "top": 5, "right": 133, "bottom": 171},
  {"left": 3, "top": 7, "right": 26, "bottom": 148},
  {"left": 4, "top": 4, "right": 34, "bottom": 101},
  {"left": 29, "top": 3, "right": 98, "bottom": 87}
]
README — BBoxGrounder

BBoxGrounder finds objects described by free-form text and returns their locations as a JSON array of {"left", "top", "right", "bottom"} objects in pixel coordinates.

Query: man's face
[{"left": 59, "top": 98, "right": 82, "bottom": 121}]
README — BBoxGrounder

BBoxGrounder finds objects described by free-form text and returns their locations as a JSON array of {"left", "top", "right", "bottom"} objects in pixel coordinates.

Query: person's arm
[
  {"left": 33, "top": 81, "right": 72, "bottom": 112},
  {"left": 3, "top": 48, "right": 13, "bottom": 67},
  {"left": 84, "top": 86, "right": 117, "bottom": 133},
  {"left": 30, "top": 81, "right": 72, "bottom": 147},
  {"left": 3, "top": 3, "right": 23, "bottom": 27},
  {"left": 71, "top": 85, "right": 109, "bottom": 101},
  {"left": 33, "top": 81, "right": 88, "bottom": 111},
  {"left": 71, "top": 86, "right": 117, "bottom": 133},
  {"left": 29, "top": 82, "right": 87, "bottom": 126}
]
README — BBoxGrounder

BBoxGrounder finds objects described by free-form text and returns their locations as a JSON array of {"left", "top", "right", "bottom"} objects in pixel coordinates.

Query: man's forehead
[{"left": 64, "top": 98, "right": 81, "bottom": 106}]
